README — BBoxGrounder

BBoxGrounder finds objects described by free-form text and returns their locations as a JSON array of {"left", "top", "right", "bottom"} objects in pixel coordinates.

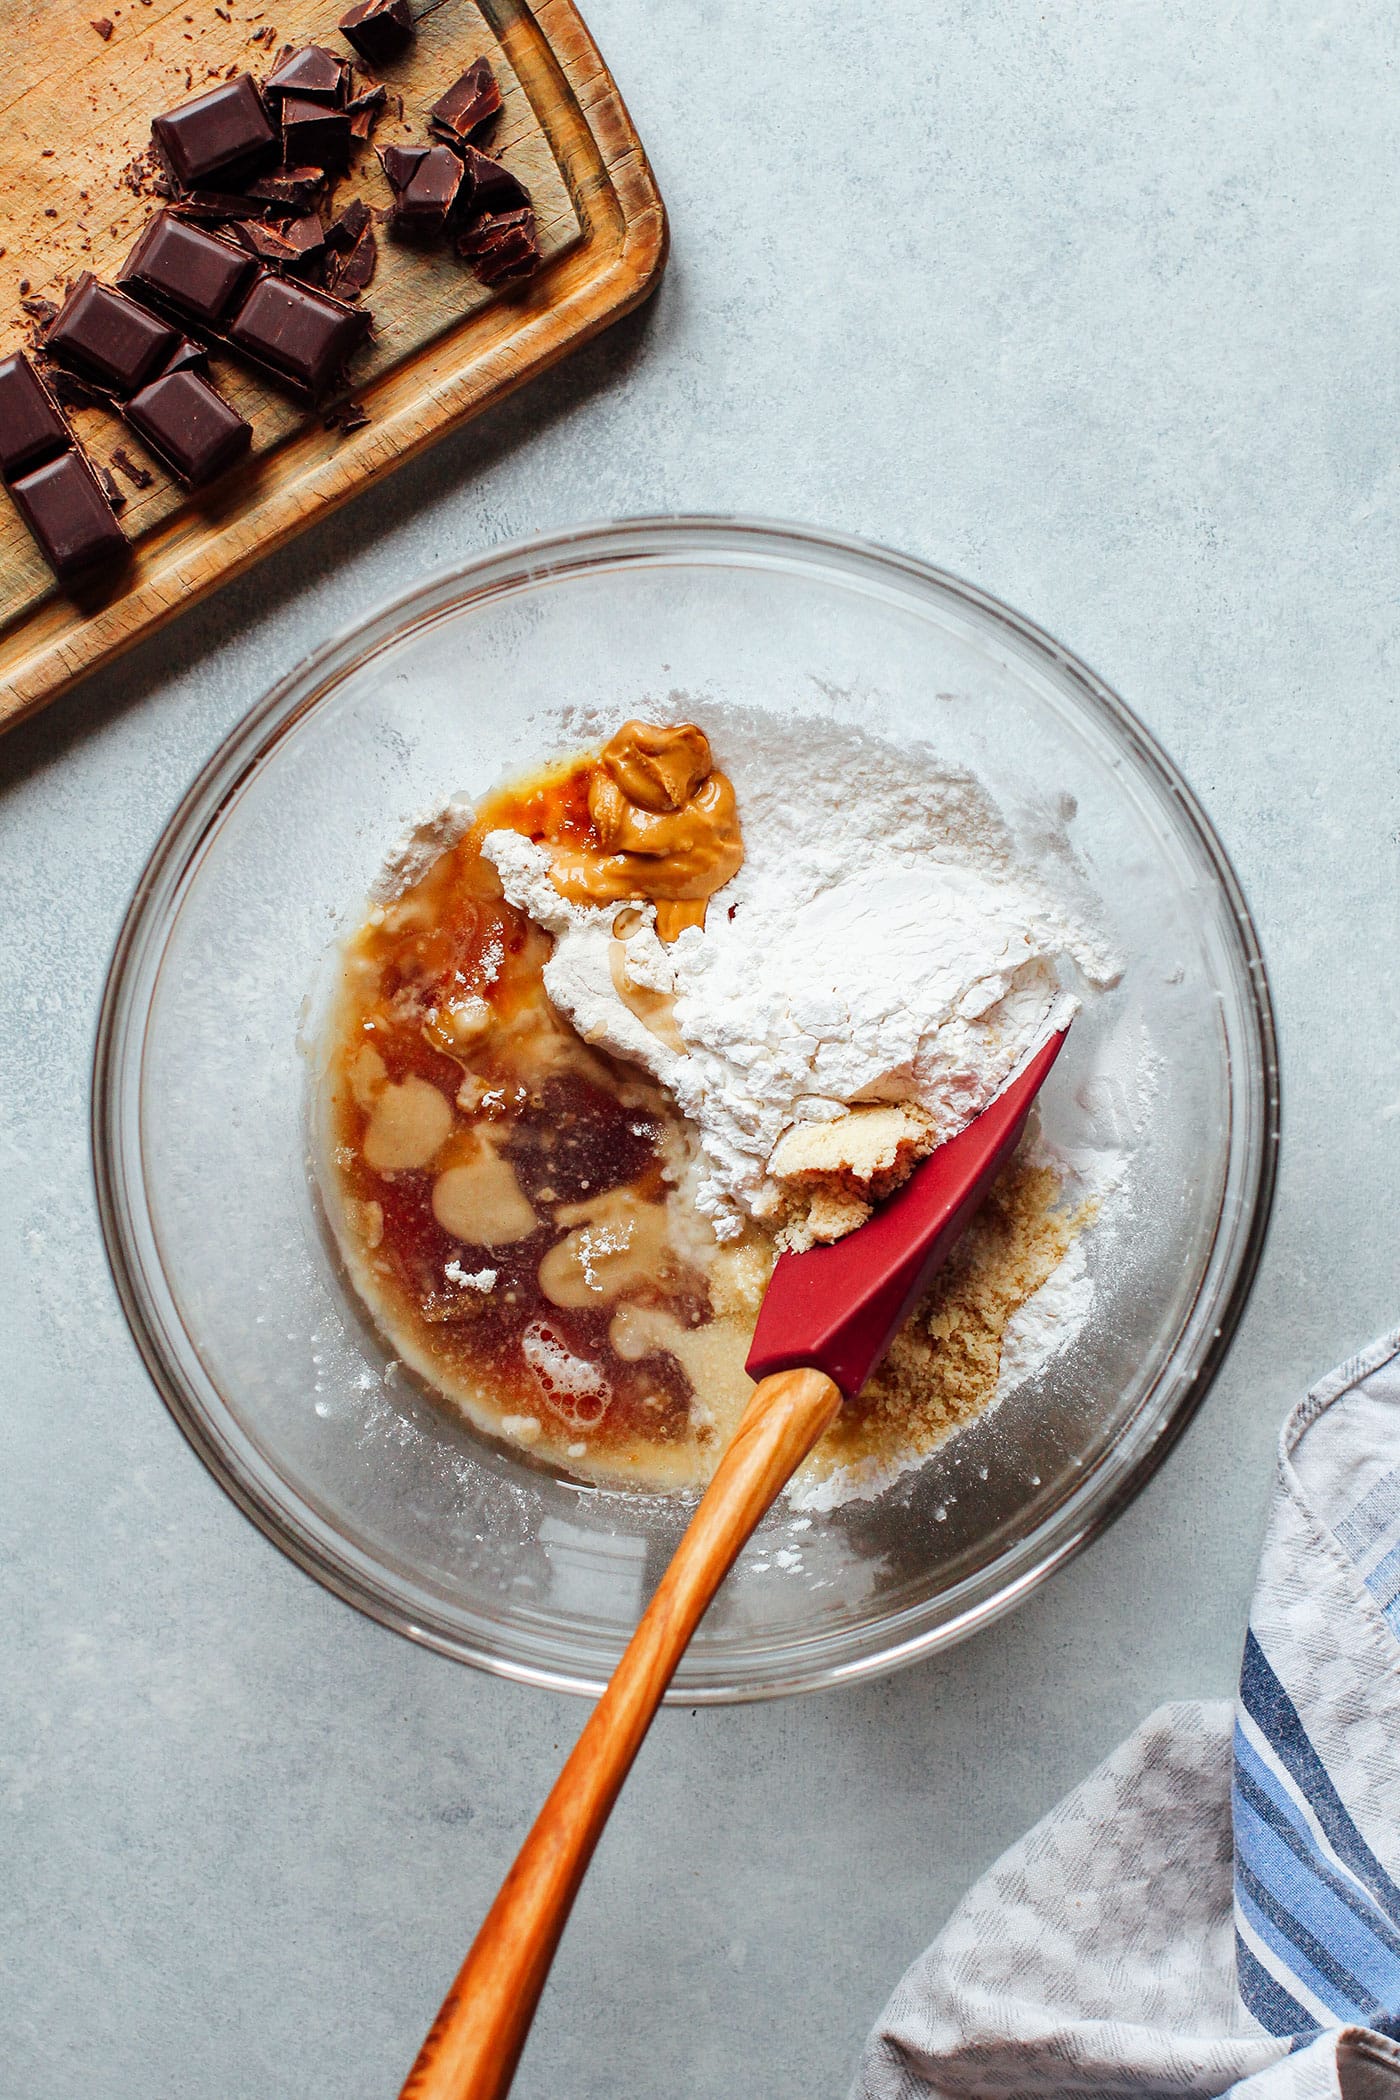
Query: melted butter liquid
[{"left": 320, "top": 771, "right": 772, "bottom": 1493}]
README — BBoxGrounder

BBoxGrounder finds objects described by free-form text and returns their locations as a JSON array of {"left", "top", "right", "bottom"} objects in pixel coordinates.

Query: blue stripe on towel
[
  {"left": 1234, "top": 1732, "right": 1400, "bottom": 1962},
  {"left": 1333, "top": 1464, "right": 1400, "bottom": 1564},
  {"left": 1232, "top": 1932, "right": 1319, "bottom": 2039},
  {"left": 1234, "top": 1785, "right": 1400, "bottom": 2012},
  {"left": 1367, "top": 1535, "right": 1400, "bottom": 1617},
  {"left": 1239, "top": 1631, "right": 1400, "bottom": 1922},
  {"left": 1234, "top": 1870, "right": 1369, "bottom": 2023}
]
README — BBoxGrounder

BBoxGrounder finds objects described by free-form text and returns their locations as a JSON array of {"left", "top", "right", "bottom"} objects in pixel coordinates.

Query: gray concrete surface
[{"left": 4, "top": 2, "right": 1399, "bottom": 2093}]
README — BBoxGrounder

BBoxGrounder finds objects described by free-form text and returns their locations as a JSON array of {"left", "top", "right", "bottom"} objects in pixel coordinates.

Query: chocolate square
[
  {"left": 9, "top": 450, "right": 127, "bottom": 580},
  {"left": 0, "top": 353, "right": 70, "bottom": 480},
  {"left": 45, "top": 274, "right": 177, "bottom": 395},
  {"left": 124, "top": 369, "right": 252, "bottom": 486},
  {"left": 120, "top": 213, "right": 255, "bottom": 327},
  {"left": 337, "top": 0, "right": 412, "bottom": 67},
  {"left": 228, "top": 273, "right": 369, "bottom": 395},
  {"left": 152, "top": 74, "right": 277, "bottom": 190},
  {"left": 280, "top": 94, "right": 352, "bottom": 172}
]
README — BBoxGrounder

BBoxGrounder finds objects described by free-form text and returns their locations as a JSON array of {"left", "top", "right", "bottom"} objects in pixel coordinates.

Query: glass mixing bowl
[{"left": 93, "top": 518, "right": 1278, "bottom": 1701}]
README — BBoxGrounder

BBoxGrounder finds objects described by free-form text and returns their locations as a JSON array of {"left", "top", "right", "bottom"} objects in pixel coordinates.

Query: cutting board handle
[{"left": 398, "top": 1364, "right": 842, "bottom": 2100}]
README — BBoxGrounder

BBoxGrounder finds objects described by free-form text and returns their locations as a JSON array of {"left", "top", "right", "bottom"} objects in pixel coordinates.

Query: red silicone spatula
[{"left": 399, "top": 1027, "right": 1070, "bottom": 2100}]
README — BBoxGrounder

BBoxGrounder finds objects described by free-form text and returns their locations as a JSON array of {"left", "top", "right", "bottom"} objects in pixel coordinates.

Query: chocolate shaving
[
  {"left": 346, "top": 84, "right": 386, "bottom": 141},
  {"left": 247, "top": 166, "right": 325, "bottom": 212},
  {"left": 97, "top": 463, "right": 127, "bottom": 508},
  {"left": 111, "top": 445, "right": 154, "bottom": 489},
  {"left": 323, "top": 395, "right": 369, "bottom": 432},
  {"left": 49, "top": 369, "right": 108, "bottom": 412}
]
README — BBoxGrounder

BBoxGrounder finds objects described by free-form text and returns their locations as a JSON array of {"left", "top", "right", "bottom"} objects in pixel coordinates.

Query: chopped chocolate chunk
[
  {"left": 429, "top": 56, "right": 501, "bottom": 143},
  {"left": 227, "top": 271, "right": 369, "bottom": 395},
  {"left": 325, "top": 196, "right": 371, "bottom": 250},
  {"left": 45, "top": 274, "right": 177, "bottom": 395},
  {"left": 264, "top": 44, "right": 348, "bottom": 104},
  {"left": 124, "top": 368, "right": 252, "bottom": 485},
  {"left": 111, "top": 445, "right": 154, "bottom": 489},
  {"left": 152, "top": 74, "right": 277, "bottom": 191},
  {"left": 247, "top": 166, "right": 325, "bottom": 212},
  {"left": 378, "top": 142, "right": 426, "bottom": 194},
  {"left": 9, "top": 449, "right": 127, "bottom": 580},
  {"left": 236, "top": 213, "right": 326, "bottom": 272},
  {"left": 455, "top": 204, "right": 534, "bottom": 256},
  {"left": 468, "top": 223, "right": 540, "bottom": 284},
  {"left": 346, "top": 83, "right": 387, "bottom": 140},
  {"left": 456, "top": 144, "right": 530, "bottom": 219},
  {"left": 159, "top": 335, "right": 208, "bottom": 375},
  {"left": 20, "top": 296, "right": 60, "bottom": 329},
  {"left": 388, "top": 142, "right": 462, "bottom": 231},
  {"left": 0, "top": 353, "right": 71, "bottom": 479},
  {"left": 337, "top": 0, "right": 412, "bottom": 67},
  {"left": 91, "top": 16, "right": 114, "bottom": 38},
  {"left": 120, "top": 212, "right": 254, "bottom": 326},
  {"left": 326, "top": 216, "right": 376, "bottom": 296},
  {"left": 280, "top": 94, "right": 351, "bottom": 172}
]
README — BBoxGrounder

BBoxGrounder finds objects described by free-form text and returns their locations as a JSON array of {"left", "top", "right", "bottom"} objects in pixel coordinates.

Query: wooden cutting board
[{"left": 0, "top": 0, "right": 665, "bottom": 734}]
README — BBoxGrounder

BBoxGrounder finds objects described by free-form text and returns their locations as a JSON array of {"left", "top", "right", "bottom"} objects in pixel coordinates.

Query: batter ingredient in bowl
[
  {"left": 320, "top": 712, "right": 1126, "bottom": 1500},
  {"left": 486, "top": 717, "right": 1119, "bottom": 1249}
]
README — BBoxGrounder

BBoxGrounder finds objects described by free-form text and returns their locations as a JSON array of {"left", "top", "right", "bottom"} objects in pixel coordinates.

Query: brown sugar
[{"left": 800, "top": 1158, "right": 1095, "bottom": 1497}]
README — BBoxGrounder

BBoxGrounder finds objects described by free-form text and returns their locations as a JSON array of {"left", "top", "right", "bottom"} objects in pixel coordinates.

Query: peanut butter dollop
[{"left": 548, "top": 720, "right": 744, "bottom": 941}]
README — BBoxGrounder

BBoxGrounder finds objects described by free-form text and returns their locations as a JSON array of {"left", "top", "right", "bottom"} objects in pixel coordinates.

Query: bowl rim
[{"left": 92, "top": 513, "right": 1280, "bottom": 1702}]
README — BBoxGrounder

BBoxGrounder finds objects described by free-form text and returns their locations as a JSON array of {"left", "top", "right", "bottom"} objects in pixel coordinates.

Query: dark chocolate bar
[
  {"left": 265, "top": 45, "right": 348, "bottom": 104},
  {"left": 0, "top": 352, "right": 71, "bottom": 479},
  {"left": 9, "top": 449, "right": 128, "bottom": 580},
  {"left": 124, "top": 368, "right": 252, "bottom": 486},
  {"left": 120, "top": 212, "right": 255, "bottom": 327},
  {"left": 152, "top": 74, "right": 277, "bottom": 190},
  {"left": 429, "top": 57, "right": 501, "bottom": 143},
  {"left": 45, "top": 274, "right": 177, "bottom": 394},
  {"left": 281, "top": 94, "right": 352, "bottom": 172},
  {"left": 227, "top": 271, "right": 370, "bottom": 395},
  {"left": 337, "top": 0, "right": 412, "bottom": 67}
]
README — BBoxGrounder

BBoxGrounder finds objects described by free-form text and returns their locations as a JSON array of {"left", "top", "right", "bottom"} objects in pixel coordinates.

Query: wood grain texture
[
  {"left": 398, "top": 1366, "right": 844, "bottom": 2100},
  {"left": 0, "top": 0, "right": 666, "bottom": 734}
]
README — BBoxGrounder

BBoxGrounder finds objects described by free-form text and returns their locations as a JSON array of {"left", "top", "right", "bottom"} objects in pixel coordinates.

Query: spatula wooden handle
[{"left": 399, "top": 1365, "right": 842, "bottom": 2100}]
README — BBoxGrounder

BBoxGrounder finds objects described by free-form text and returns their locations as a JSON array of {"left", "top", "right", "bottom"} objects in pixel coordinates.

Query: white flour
[{"left": 485, "top": 715, "right": 1121, "bottom": 1238}]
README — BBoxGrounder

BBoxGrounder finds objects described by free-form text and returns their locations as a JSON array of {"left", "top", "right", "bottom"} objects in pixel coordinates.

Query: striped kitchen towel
[{"left": 855, "top": 1330, "right": 1400, "bottom": 2100}]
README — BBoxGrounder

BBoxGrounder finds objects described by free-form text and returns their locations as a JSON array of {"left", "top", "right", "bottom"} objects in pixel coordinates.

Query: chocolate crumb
[
  {"left": 323, "top": 395, "right": 369, "bottom": 432},
  {"left": 112, "top": 446, "right": 155, "bottom": 489},
  {"left": 18, "top": 279, "right": 30, "bottom": 296}
]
